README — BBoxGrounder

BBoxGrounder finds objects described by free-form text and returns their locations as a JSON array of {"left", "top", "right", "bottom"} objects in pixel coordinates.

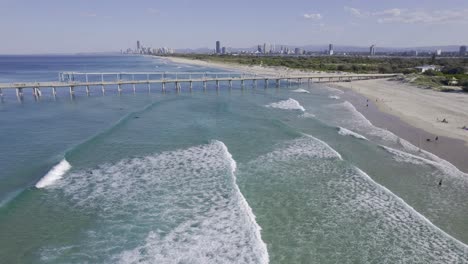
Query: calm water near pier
[{"left": 0, "top": 55, "right": 467, "bottom": 263}]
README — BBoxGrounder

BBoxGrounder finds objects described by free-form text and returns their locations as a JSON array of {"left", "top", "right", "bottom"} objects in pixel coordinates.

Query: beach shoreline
[
  {"left": 159, "top": 56, "right": 342, "bottom": 76},
  {"left": 160, "top": 55, "right": 468, "bottom": 173}
]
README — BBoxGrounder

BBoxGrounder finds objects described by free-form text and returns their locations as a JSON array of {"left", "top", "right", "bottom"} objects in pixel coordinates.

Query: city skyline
[{"left": 1, "top": 0, "right": 468, "bottom": 54}]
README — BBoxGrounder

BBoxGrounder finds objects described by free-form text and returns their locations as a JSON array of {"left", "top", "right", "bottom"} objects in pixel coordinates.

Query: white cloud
[
  {"left": 147, "top": 8, "right": 160, "bottom": 15},
  {"left": 344, "top": 7, "right": 366, "bottom": 18},
  {"left": 372, "top": 8, "right": 402, "bottom": 17},
  {"left": 303, "top": 13, "right": 322, "bottom": 20},
  {"left": 345, "top": 7, "right": 468, "bottom": 24},
  {"left": 376, "top": 9, "right": 468, "bottom": 24}
]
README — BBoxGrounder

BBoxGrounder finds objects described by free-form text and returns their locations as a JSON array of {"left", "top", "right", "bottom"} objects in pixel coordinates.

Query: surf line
[
  {"left": 216, "top": 140, "right": 270, "bottom": 264},
  {"left": 301, "top": 133, "right": 343, "bottom": 160},
  {"left": 34, "top": 100, "right": 167, "bottom": 189},
  {"left": 355, "top": 166, "right": 468, "bottom": 250}
]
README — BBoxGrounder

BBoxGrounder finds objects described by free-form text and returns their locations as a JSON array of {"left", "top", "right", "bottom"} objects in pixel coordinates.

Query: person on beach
[{"left": 439, "top": 179, "right": 443, "bottom": 186}]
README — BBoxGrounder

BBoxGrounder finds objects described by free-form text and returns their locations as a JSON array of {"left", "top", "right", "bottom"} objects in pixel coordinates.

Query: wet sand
[{"left": 339, "top": 88, "right": 468, "bottom": 173}]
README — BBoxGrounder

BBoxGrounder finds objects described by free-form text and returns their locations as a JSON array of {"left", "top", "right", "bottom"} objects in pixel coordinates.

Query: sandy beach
[
  {"left": 332, "top": 79, "right": 468, "bottom": 146},
  {"left": 162, "top": 56, "right": 340, "bottom": 77}
]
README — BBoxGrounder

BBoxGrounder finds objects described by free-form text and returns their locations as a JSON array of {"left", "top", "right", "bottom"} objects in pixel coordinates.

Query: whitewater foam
[
  {"left": 43, "top": 142, "right": 268, "bottom": 263},
  {"left": 299, "top": 112, "right": 316, "bottom": 118},
  {"left": 35, "top": 159, "right": 71, "bottom": 188},
  {"left": 292, "top": 89, "right": 310, "bottom": 93},
  {"left": 381, "top": 145, "right": 468, "bottom": 179},
  {"left": 218, "top": 141, "right": 269, "bottom": 264},
  {"left": 266, "top": 98, "right": 305, "bottom": 111},
  {"left": 353, "top": 167, "right": 468, "bottom": 251},
  {"left": 238, "top": 135, "right": 468, "bottom": 262},
  {"left": 302, "top": 133, "right": 343, "bottom": 160},
  {"left": 337, "top": 127, "right": 368, "bottom": 140},
  {"left": 324, "top": 86, "right": 345, "bottom": 95},
  {"left": 327, "top": 101, "right": 468, "bottom": 178}
]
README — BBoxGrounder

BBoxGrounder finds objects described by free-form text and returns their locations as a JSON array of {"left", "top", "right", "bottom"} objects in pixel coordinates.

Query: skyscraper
[
  {"left": 137, "top": 41, "right": 141, "bottom": 51},
  {"left": 221, "top": 47, "right": 226, "bottom": 54},
  {"left": 263, "top": 43, "right": 270, "bottom": 54},
  {"left": 460, "top": 46, "right": 467, "bottom": 56},
  {"left": 216, "top": 41, "right": 221, "bottom": 54},
  {"left": 370, "top": 45, "right": 376, "bottom": 56},
  {"left": 328, "top": 44, "right": 334, "bottom": 56}
]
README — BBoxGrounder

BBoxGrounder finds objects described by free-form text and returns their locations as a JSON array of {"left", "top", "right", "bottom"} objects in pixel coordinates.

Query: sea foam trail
[
  {"left": 266, "top": 98, "right": 305, "bottom": 112},
  {"left": 329, "top": 95, "right": 340, "bottom": 100},
  {"left": 337, "top": 127, "right": 368, "bottom": 140},
  {"left": 35, "top": 159, "right": 71, "bottom": 188}
]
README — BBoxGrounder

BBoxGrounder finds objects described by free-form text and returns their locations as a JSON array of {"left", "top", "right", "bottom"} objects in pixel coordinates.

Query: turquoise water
[{"left": 0, "top": 55, "right": 467, "bottom": 263}]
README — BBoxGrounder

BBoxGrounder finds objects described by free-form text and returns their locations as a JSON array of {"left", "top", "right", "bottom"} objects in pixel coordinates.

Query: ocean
[{"left": 0, "top": 55, "right": 467, "bottom": 263}]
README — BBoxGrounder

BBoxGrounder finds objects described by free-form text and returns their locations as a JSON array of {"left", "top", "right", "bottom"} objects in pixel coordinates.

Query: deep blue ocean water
[{"left": 0, "top": 55, "right": 467, "bottom": 263}]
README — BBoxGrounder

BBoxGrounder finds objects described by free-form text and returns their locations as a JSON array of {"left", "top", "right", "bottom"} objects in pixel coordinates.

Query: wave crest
[
  {"left": 35, "top": 159, "right": 71, "bottom": 188},
  {"left": 266, "top": 98, "right": 305, "bottom": 112}
]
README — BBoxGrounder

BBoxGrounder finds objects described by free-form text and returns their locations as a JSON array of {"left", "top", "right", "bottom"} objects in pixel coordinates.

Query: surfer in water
[{"left": 438, "top": 179, "right": 443, "bottom": 186}]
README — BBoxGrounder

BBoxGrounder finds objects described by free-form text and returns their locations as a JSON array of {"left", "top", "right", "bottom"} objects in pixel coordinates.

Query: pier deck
[{"left": 0, "top": 71, "right": 400, "bottom": 99}]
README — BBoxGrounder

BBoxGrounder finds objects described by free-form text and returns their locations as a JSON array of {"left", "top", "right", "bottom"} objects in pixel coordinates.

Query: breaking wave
[
  {"left": 337, "top": 127, "right": 368, "bottom": 140},
  {"left": 35, "top": 159, "right": 71, "bottom": 188},
  {"left": 266, "top": 98, "right": 305, "bottom": 112},
  {"left": 292, "top": 89, "right": 310, "bottom": 94},
  {"left": 41, "top": 141, "right": 268, "bottom": 263}
]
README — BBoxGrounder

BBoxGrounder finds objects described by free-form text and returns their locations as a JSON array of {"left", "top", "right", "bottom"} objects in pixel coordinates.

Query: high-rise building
[
  {"left": 436, "top": 49, "right": 442, "bottom": 56},
  {"left": 370, "top": 45, "right": 376, "bottom": 56},
  {"left": 263, "top": 43, "right": 270, "bottom": 54},
  {"left": 294, "top": 48, "right": 304, "bottom": 55},
  {"left": 215, "top": 41, "right": 221, "bottom": 54},
  {"left": 460, "top": 46, "right": 467, "bottom": 56},
  {"left": 257, "top": 45, "right": 262, "bottom": 53},
  {"left": 328, "top": 44, "right": 334, "bottom": 56},
  {"left": 221, "top": 47, "right": 226, "bottom": 54},
  {"left": 137, "top": 41, "right": 141, "bottom": 51}
]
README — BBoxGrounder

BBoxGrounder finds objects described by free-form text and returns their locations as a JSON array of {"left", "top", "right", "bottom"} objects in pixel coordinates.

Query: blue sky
[{"left": 1, "top": 0, "right": 467, "bottom": 54}]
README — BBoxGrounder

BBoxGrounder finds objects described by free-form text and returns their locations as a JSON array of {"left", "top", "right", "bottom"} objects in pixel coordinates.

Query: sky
[{"left": 0, "top": 0, "right": 468, "bottom": 54}]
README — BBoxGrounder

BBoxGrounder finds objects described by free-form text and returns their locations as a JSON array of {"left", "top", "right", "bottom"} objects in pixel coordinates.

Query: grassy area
[
  {"left": 168, "top": 54, "right": 467, "bottom": 75},
  {"left": 409, "top": 70, "right": 468, "bottom": 91}
]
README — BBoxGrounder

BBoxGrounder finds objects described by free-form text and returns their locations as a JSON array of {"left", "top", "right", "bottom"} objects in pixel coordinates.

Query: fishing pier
[{"left": 0, "top": 71, "right": 400, "bottom": 100}]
